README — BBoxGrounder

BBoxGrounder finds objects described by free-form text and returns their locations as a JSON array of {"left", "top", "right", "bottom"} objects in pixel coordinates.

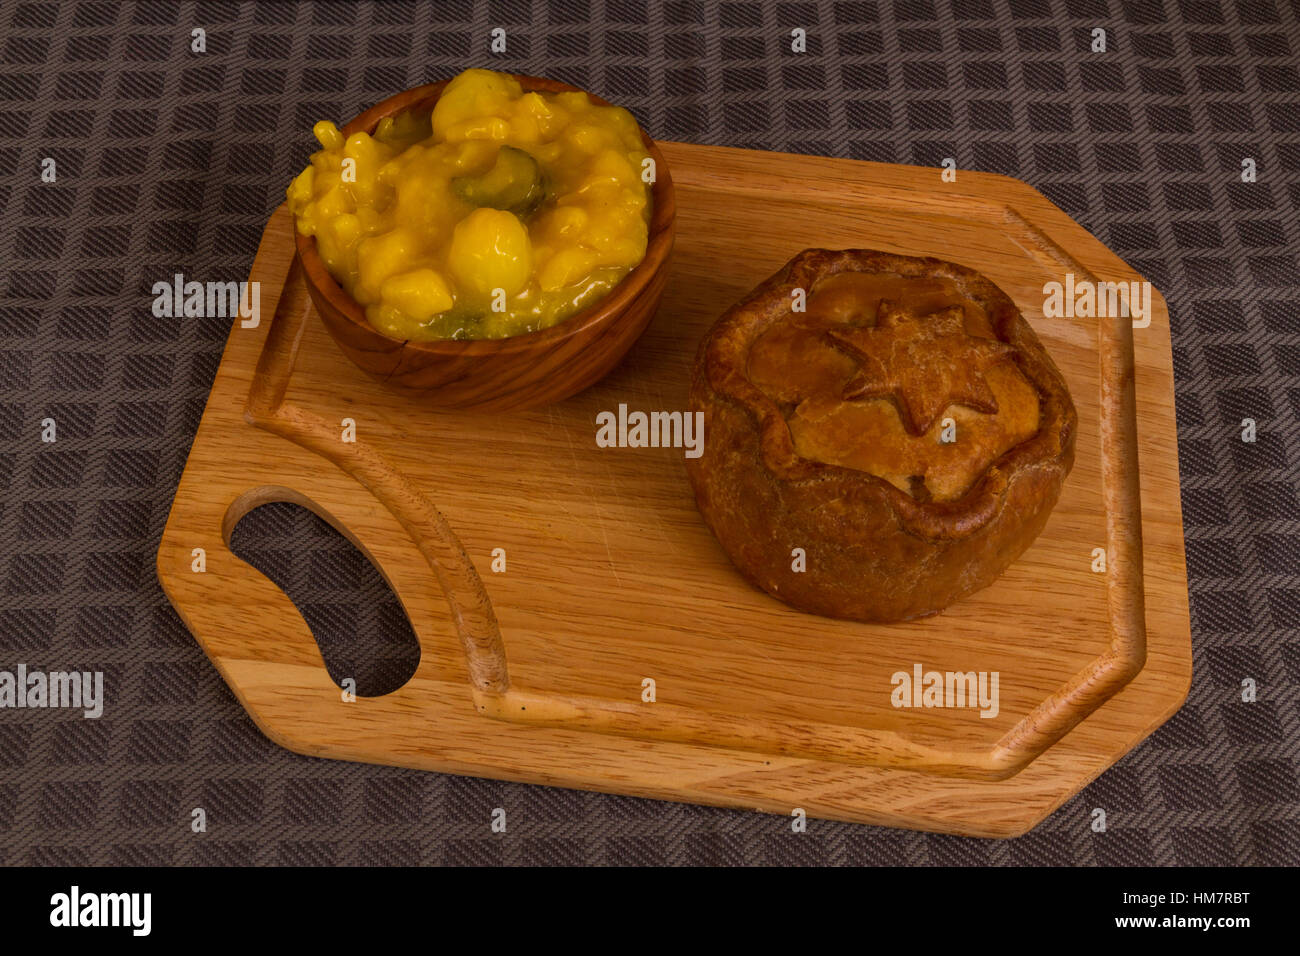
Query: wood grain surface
[{"left": 158, "top": 141, "right": 1192, "bottom": 837}]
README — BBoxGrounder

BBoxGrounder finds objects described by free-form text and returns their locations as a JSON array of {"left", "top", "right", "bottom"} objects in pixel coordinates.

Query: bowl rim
[{"left": 293, "top": 73, "right": 676, "bottom": 357}]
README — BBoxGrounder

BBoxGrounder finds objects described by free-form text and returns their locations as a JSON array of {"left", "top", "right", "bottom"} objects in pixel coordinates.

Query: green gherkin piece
[{"left": 451, "top": 146, "right": 548, "bottom": 217}]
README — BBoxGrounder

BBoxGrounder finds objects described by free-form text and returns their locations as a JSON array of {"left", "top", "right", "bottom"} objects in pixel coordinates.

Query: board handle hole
[{"left": 229, "top": 501, "right": 421, "bottom": 697}]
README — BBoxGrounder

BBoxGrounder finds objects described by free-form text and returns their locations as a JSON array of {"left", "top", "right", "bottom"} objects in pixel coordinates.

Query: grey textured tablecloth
[{"left": 0, "top": 0, "right": 1297, "bottom": 865}]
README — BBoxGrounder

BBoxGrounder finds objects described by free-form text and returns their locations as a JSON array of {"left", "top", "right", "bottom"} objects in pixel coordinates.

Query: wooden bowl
[{"left": 294, "top": 75, "right": 676, "bottom": 412}]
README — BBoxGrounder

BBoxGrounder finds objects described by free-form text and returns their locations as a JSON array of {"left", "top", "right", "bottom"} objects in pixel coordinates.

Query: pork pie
[{"left": 686, "top": 249, "right": 1077, "bottom": 623}]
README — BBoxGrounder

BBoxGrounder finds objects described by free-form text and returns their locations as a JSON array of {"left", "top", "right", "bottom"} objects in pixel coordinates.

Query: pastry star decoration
[{"left": 825, "top": 300, "right": 1015, "bottom": 436}]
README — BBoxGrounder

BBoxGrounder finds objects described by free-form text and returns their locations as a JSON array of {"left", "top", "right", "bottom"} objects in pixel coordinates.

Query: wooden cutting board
[{"left": 158, "top": 142, "right": 1192, "bottom": 837}]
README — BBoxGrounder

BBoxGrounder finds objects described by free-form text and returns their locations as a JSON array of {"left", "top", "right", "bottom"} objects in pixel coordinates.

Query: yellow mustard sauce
[{"left": 286, "top": 68, "right": 654, "bottom": 341}]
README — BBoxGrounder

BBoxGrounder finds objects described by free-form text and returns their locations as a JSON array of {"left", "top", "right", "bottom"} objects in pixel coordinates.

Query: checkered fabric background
[{"left": 0, "top": 0, "right": 1297, "bottom": 866}]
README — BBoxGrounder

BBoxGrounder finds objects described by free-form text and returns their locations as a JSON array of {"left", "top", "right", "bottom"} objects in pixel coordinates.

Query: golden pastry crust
[{"left": 686, "top": 248, "right": 1077, "bottom": 623}]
